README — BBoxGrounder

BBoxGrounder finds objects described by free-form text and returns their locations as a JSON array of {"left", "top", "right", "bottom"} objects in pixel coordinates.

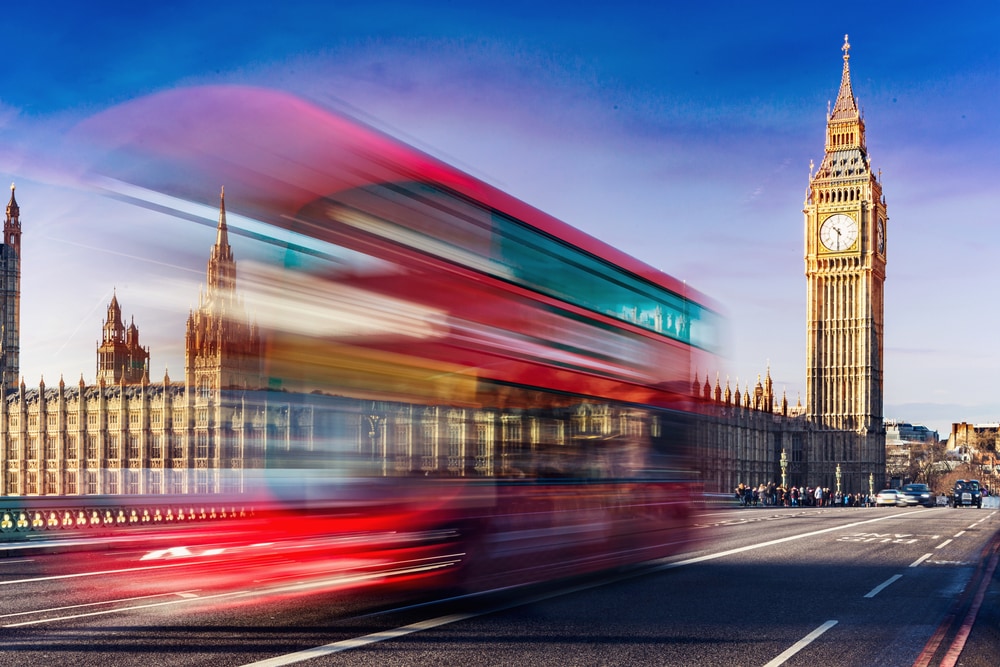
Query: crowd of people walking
[{"left": 734, "top": 482, "right": 873, "bottom": 508}]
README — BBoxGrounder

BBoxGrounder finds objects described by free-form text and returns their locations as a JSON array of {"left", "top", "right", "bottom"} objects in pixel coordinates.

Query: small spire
[
  {"left": 217, "top": 186, "right": 229, "bottom": 244},
  {"left": 5, "top": 182, "right": 18, "bottom": 220}
]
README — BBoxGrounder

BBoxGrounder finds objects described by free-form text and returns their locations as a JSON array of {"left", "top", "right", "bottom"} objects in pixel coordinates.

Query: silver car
[{"left": 875, "top": 489, "right": 903, "bottom": 507}]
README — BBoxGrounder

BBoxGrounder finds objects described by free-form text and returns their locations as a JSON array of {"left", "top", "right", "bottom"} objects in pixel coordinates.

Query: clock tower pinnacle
[{"left": 803, "top": 36, "right": 887, "bottom": 485}]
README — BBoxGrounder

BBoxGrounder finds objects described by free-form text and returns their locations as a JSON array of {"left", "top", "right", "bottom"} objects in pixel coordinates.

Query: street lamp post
[
  {"left": 780, "top": 449, "right": 788, "bottom": 489},
  {"left": 835, "top": 463, "right": 842, "bottom": 495}
]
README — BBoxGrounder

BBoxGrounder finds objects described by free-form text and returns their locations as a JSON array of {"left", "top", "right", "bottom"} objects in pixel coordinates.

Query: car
[
  {"left": 952, "top": 479, "right": 982, "bottom": 508},
  {"left": 875, "top": 488, "right": 903, "bottom": 507},
  {"left": 898, "top": 483, "right": 935, "bottom": 508}
]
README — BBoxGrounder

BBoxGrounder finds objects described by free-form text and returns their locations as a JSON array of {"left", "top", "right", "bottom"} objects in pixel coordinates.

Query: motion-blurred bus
[{"left": 8, "top": 86, "right": 723, "bottom": 595}]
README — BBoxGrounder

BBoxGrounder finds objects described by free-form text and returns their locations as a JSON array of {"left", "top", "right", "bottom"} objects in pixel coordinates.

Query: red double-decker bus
[{"left": 62, "top": 85, "right": 724, "bottom": 594}]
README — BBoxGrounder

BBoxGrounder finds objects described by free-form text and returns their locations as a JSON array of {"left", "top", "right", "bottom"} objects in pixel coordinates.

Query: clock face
[
  {"left": 819, "top": 214, "right": 858, "bottom": 252},
  {"left": 877, "top": 219, "right": 885, "bottom": 254}
]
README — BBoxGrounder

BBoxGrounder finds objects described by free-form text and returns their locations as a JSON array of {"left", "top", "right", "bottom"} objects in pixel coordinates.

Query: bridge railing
[{"left": 0, "top": 497, "right": 256, "bottom": 536}]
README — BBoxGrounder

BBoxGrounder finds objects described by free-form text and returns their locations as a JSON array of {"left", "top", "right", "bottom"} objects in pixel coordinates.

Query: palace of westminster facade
[{"left": 0, "top": 36, "right": 886, "bottom": 498}]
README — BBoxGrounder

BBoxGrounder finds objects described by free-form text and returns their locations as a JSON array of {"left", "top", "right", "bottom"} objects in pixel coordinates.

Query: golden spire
[{"left": 830, "top": 34, "right": 859, "bottom": 122}]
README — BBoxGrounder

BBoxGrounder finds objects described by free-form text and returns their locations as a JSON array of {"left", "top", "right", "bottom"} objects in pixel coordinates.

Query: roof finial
[{"left": 842, "top": 34, "right": 850, "bottom": 61}]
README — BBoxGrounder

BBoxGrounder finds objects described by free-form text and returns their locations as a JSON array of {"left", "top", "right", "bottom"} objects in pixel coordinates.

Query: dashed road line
[
  {"left": 762, "top": 620, "right": 838, "bottom": 667},
  {"left": 864, "top": 574, "right": 902, "bottom": 599},
  {"left": 936, "top": 539, "right": 953, "bottom": 550},
  {"left": 910, "top": 553, "right": 933, "bottom": 568}
]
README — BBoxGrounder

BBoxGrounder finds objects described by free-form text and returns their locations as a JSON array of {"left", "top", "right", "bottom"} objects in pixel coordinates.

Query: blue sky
[{"left": 1, "top": 1, "right": 998, "bottom": 436}]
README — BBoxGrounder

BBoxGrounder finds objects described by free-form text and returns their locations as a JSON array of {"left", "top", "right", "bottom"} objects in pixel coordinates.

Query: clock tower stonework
[{"left": 803, "top": 36, "right": 887, "bottom": 489}]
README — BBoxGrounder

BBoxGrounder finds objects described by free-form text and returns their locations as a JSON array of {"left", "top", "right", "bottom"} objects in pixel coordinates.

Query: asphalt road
[{"left": 2, "top": 505, "right": 998, "bottom": 666}]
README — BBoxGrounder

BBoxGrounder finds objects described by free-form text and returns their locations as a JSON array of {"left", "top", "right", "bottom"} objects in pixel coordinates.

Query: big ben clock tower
[{"left": 804, "top": 36, "right": 887, "bottom": 485}]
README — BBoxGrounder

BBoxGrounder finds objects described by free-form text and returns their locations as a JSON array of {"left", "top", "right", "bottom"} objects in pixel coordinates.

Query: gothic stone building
[{"left": 690, "top": 35, "right": 888, "bottom": 496}]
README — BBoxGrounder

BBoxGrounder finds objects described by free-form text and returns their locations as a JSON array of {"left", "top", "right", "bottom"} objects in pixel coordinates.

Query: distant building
[
  {"left": 886, "top": 421, "right": 939, "bottom": 446},
  {"left": 947, "top": 422, "right": 999, "bottom": 461}
]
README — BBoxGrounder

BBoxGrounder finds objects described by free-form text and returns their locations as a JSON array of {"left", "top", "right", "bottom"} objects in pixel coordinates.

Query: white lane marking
[
  {"left": 936, "top": 539, "right": 953, "bottom": 550},
  {"left": 241, "top": 612, "right": 479, "bottom": 666},
  {"left": 3, "top": 590, "right": 244, "bottom": 627},
  {"left": 175, "top": 592, "right": 199, "bottom": 598},
  {"left": 240, "top": 513, "right": 917, "bottom": 666},
  {"left": 5, "top": 560, "right": 457, "bottom": 628},
  {"left": 0, "top": 561, "right": 195, "bottom": 586},
  {"left": 240, "top": 571, "right": 621, "bottom": 667},
  {"left": 864, "top": 574, "right": 902, "bottom": 599},
  {"left": 910, "top": 553, "right": 933, "bottom": 568},
  {"left": 0, "top": 559, "right": 35, "bottom": 564},
  {"left": 0, "top": 590, "right": 202, "bottom": 619},
  {"left": 762, "top": 620, "right": 838, "bottom": 667},
  {"left": 954, "top": 531, "right": 966, "bottom": 538},
  {"left": 655, "top": 512, "right": 922, "bottom": 572}
]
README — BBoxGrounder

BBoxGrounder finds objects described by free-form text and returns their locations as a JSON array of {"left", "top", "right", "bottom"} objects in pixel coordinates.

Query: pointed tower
[
  {"left": 2, "top": 183, "right": 22, "bottom": 393},
  {"left": 207, "top": 186, "right": 237, "bottom": 298},
  {"left": 803, "top": 36, "right": 887, "bottom": 485},
  {"left": 185, "top": 187, "right": 262, "bottom": 397}
]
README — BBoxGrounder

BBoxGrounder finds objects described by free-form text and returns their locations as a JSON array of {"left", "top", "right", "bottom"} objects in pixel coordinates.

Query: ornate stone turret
[{"left": 96, "top": 292, "right": 149, "bottom": 385}]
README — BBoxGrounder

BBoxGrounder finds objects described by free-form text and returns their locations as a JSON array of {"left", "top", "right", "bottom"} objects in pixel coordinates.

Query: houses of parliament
[{"left": 0, "top": 36, "right": 886, "bottom": 498}]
